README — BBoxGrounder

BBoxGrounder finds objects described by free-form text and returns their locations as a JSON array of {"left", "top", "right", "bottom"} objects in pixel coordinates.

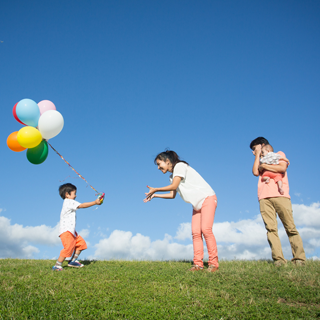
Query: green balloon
[{"left": 27, "top": 140, "right": 49, "bottom": 165}]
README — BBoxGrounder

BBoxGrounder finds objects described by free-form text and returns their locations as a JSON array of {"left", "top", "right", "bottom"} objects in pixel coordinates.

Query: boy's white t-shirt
[
  {"left": 170, "top": 162, "right": 215, "bottom": 210},
  {"left": 59, "top": 199, "right": 81, "bottom": 236}
]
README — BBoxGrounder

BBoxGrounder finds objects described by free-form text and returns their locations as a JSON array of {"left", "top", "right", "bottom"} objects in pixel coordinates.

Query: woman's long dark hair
[{"left": 154, "top": 150, "right": 188, "bottom": 169}]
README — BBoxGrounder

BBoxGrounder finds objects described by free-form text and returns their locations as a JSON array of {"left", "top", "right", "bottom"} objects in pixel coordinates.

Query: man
[{"left": 250, "top": 137, "right": 306, "bottom": 266}]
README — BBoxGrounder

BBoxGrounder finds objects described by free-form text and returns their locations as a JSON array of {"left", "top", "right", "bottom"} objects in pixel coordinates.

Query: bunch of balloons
[{"left": 7, "top": 99, "right": 64, "bottom": 164}]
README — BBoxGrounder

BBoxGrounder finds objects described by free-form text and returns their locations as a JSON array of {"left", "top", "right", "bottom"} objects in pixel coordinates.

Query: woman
[{"left": 144, "top": 150, "right": 218, "bottom": 272}]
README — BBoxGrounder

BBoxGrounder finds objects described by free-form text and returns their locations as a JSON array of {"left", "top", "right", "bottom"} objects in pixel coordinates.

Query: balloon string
[
  {"left": 47, "top": 142, "right": 99, "bottom": 194},
  {"left": 59, "top": 175, "right": 80, "bottom": 183}
]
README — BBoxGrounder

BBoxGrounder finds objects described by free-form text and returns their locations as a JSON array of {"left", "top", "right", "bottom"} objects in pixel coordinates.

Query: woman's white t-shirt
[
  {"left": 59, "top": 199, "right": 81, "bottom": 236},
  {"left": 170, "top": 162, "right": 215, "bottom": 210}
]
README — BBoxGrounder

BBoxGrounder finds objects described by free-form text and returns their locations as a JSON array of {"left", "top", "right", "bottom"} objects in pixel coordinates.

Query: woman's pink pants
[{"left": 191, "top": 195, "right": 218, "bottom": 268}]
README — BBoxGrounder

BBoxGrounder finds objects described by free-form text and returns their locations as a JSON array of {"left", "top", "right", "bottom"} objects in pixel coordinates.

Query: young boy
[
  {"left": 260, "top": 144, "right": 290, "bottom": 195},
  {"left": 52, "top": 183, "right": 101, "bottom": 271}
]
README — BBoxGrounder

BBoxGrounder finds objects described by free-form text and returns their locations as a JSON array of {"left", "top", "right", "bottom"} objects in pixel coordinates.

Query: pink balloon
[{"left": 38, "top": 100, "right": 56, "bottom": 115}]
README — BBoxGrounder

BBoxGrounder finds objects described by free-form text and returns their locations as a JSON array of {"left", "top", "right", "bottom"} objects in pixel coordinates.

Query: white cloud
[
  {"left": 172, "top": 217, "right": 272, "bottom": 261},
  {"left": 92, "top": 202, "right": 320, "bottom": 261},
  {"left": 1, "top": 202, "right": 320, "bottom": 261},
  {"left": 0, "top": 216, "right": 61, "bottom": 258},
  {"left": 0, "top": 216, "right": 91, "bottom": 259},
  {"left": 93, "top": 230, "right": 193, "bottom": 261},
  {"left": 214, "top": 216, "right": 266, "bottom": 246},
  {"left": 175, "top": 222, "right": 192, "bottom": 241},
  {"left": 292, "top": 202, "right": 320, "bottom": 227},
  {"left": 79, "top": 229, "right": 90, "bottom": 238},
  {"left": 22, "top": 245, "right": 40, "bottom": 257}
]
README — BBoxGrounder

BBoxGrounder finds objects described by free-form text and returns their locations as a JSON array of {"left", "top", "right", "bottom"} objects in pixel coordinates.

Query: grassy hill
[{"left": 0, "top": 259, "right": 319, "bottom": 319}]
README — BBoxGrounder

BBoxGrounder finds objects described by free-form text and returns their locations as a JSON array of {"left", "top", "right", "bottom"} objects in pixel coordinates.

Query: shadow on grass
[
  {"left": 164, "top": 260, "right": 193, "bottom": 264},
  {"left": 81, "top": 259, "right": 97, "bottom": 266}
]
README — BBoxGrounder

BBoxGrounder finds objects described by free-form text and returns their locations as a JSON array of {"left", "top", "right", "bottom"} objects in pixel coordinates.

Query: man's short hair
[
  {"left": 250, "top": 137, "right": 269, "bottom": 150},
  {"left": 59, "top": 183, "right": 77, "bottom": 199}
]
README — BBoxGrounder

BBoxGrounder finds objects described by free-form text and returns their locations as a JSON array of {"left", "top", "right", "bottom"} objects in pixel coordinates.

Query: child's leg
[
  {"left": 200, "top": 195, "right": 219, "bottom": 268},
  {"left": 67, "top": 235, "right": 88, "bottom": 268},
  {"left": 272, "top": 174, "right": 284, "bottom": 195},
  {"left": 57, "top": 256, "right": 66, "bottom": 263},
  {"left": 71, "top": 235, "right": 87, "bottom": 262},
  {"left": 192, "top": 209, "right": 204, "bottom": 268},
  {"left": 277, "top": 180, "right": 284, "bottom": 195},
  {"left": 53, "top": 232, "right": 76, "bottom": 270},
  {"left": 60, "top": 232, "right": 77, "bottom": 257},
  {"left": 261, "top": 171, "right": 272, "bottom": 183},
  {"left": 262, "top": 171, "right": 283, "bottom": 185}
]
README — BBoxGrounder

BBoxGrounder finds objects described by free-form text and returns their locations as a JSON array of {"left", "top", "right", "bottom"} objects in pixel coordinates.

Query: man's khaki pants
[{"left": 259, "top": 197, "right": 306, "bottom": 262}]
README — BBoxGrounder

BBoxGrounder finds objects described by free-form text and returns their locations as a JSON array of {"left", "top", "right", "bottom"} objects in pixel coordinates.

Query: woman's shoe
[
  {"left": 189, "top": 265, "right": 203, "bottom": 271},
  {"left": 207, "top": 265, "right": 219, "bottom": 273}
]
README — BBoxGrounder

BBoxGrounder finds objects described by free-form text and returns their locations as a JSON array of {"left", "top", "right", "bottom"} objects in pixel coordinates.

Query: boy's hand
[{"left": 95, "top": 198, "right": 102, "bottom": 205}]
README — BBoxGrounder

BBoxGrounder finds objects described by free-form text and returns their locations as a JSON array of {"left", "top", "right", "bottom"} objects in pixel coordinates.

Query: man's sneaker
[
  {"left": 292, "top": 260, "right": 305, "bottom": 266},
  {"left": 68, "top": 260, "right": 84, "bottom": 268},
  {"left": 207, "top": 265, "right": 219, "bottom": 273},
  {"left": 274, "top": 260, "right": 287, "bottom": 267},
  {"left": 52, "top": 265, "right": 63, "bottom": 271},
  {"left": 189, "top": 265, "right": 203, "bottom": 271}
]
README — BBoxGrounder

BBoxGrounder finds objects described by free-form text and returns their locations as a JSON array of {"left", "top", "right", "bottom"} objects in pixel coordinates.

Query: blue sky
[{"left": 1, "top": 0, "right": 320, "bottom": 261}]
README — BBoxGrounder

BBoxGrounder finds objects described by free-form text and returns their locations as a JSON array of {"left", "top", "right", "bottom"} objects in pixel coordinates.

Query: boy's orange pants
[{"left": 59, "top": 231, "right": 87, "bottom": 257}]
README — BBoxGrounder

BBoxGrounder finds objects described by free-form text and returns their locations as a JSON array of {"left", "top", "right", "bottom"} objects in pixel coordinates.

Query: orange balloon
[{"left": 7, "top": 131, "right": 26, "bottom": 152}]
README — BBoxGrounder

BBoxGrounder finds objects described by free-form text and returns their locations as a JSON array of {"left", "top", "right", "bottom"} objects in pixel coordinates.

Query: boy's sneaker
[
  {"left": 68, "top": 260, "right": 84, "bottom": 268},
  {"left": 52, "top": 265, "right": 63, "bottom": 271},
  {"left": 74, "top": 260, "right": 84, "bottom": 267}
]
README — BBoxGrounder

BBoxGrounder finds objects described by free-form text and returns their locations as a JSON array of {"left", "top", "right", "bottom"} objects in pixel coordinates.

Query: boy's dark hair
[
  {"left": 249, "top": 137, "right": 269, "bottom": 150},
  {"left": 59, "top": 183, "right": 77, "bottom": 199},
  {"left": 154, "top": 150, "right": 188, "bottom": 169}
]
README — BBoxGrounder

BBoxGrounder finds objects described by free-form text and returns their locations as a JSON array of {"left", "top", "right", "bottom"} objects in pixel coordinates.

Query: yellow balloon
[{"left": 17, "top": 126, "right": 42, "bottom": 149}]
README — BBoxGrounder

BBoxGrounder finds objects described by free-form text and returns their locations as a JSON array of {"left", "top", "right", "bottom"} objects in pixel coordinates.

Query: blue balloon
[{"left": 16, "top": 99, "right": 40, "bottom": 127}]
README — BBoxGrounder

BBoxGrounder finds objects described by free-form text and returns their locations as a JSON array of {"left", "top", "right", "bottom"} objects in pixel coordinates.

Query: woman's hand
[
  {"left": 143, "top": 193, "right": 155, "bottom": 203},
  {"left": 144, "top": 185, "right": 157, "bottom": 202},
  {"left": 143, "top": 178, "right": 181, "bottom": 202}
]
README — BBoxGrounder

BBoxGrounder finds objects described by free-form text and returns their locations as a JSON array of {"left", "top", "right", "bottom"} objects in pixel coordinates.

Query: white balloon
[{"left": 38, "top": 110, "right": 64, "bottom": 140}]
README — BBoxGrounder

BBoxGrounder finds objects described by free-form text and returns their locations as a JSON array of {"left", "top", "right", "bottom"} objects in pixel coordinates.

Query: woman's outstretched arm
[
  {"left": 144, "top": 176, "right": 182, "bottom": 202},
  {"left": 144, "top": 190, "right": 177, "bottom": 202}
]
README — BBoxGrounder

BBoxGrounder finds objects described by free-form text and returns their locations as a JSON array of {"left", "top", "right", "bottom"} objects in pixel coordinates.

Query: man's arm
[
  {"left": 259, "top": 162, "right": 287, "bottom": 174},
  {"left": 252, "top": 145, "right": 261, "bottom": 176},
  {"left": 279, "top": 156, "right": 290, "bottom": 165}
]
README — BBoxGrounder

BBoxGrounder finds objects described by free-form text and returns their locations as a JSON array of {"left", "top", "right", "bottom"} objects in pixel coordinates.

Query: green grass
[{"left": 0, "top": 259, "right": 320, "bottom": 319}]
